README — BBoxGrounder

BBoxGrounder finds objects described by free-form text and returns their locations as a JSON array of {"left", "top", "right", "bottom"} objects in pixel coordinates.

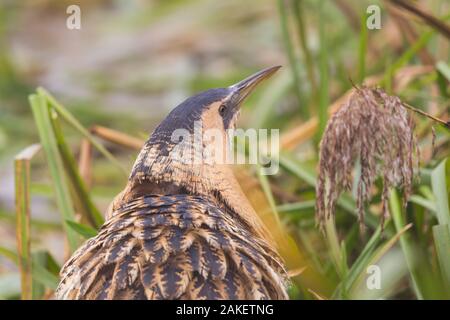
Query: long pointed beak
[{"left": 229, "top": 65, "right": 281, "bottom": 105}]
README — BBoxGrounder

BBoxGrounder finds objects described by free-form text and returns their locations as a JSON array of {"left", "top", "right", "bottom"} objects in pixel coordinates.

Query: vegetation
[{"left": 0, "top": 0, "right": 449, "bottom": 299}]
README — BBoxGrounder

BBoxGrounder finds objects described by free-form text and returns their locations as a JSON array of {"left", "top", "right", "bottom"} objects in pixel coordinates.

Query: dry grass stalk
[
  {"left": 90, "top": 125, "right": 144, "bottom": 150},
  {"left": 15, "top": 143, "right": 42, "bottom": 300},
  {"left": 388, "top": 0, "right": 450, "bottom": 39},
  {"left": 78, "top": 139, "right": 93, "bottom": 189},
  {"left": 280, "top": 65, "right": 433, "bottom": 150},
  {"left": 387, "top": 5, "right": 434, "bottom": 65},
  {"left": 316, "top": 87, "right": 419, "bottom": 231},
  {"left": 307, "top": 288, "right": 327, "bottom": 300},
  {"left": 287, "top": 266, "right": 307, "bottom": 278}
]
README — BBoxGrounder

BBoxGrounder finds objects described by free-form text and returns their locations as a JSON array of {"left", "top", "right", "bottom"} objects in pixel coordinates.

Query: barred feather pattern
[{"left": 56, "top": 194, "right": 288, "bottom": 300}]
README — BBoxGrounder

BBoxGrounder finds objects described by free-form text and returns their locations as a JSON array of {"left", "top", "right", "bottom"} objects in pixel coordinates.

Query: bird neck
[
  {"left": 123, "top": 142, "right": 270, "bottom": 241},
  {"left": 209, "top": 166, "right": 272, "bottom": 242}
]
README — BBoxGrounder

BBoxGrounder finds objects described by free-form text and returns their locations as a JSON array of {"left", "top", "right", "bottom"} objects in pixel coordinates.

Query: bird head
[
  {"left": 124, "top": 66, "right": 280, "bottom": 236},
  {"left": 130, "top": 66, "right": 280, "bottom": 188}
]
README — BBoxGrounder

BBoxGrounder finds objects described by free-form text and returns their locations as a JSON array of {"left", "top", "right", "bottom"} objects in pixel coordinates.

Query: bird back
[{"left": 56, "top": 194, "right": 288, "bottom": 300}]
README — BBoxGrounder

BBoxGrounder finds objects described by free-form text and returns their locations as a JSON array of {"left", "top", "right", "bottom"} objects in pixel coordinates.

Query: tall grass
[
  {"left": 2, "top": 0, "right": 449, "bottom": 300},
  {"left": 14, "top": 144, "right": 40, "bottom": 299}
]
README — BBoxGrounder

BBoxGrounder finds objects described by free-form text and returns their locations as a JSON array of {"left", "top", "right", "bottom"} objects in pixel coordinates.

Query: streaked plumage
[
  {"left": 56, "top": 66, "right": 288, "bottom": 300},
  {"left": 57, "top": 194, "right": 287, "bottom": 299}
]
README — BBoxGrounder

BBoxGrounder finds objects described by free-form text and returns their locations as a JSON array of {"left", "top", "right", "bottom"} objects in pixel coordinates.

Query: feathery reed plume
[{"left": 316, "top": 87, "right": 418, "bottom": 231}]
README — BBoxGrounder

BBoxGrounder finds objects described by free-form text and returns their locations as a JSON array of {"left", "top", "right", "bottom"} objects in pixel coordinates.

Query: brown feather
[{"left": 56, "top": 194, "right": 288, "bottom": 300}]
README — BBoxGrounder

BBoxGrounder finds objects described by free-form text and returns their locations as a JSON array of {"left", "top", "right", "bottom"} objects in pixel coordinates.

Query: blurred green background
[{"left": 0, "top": 0, "right": 449, "bottom": 300}]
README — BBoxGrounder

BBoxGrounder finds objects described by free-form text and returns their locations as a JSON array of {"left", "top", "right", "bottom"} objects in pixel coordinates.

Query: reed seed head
[{"left": 316, "top": 87, "right": 419, "bottom": 231}]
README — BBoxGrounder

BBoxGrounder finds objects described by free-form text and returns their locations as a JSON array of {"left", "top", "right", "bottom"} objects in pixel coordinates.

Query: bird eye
[{"left": 219, "top": 104, "right": 227, "bottom": 116}]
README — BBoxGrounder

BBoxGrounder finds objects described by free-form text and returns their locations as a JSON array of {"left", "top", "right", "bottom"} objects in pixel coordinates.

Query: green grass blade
[
  {"left": 349, "top": 223, "right": 412, "bottom": 299},
  {"left": 14, "top": 144, "right": 41, "bottom": 299},
  {"left": 358, "top": 11, "right": 368, "bottom": 83},
  {"left": 325, "top": 215, "right": 347, "bottom": 279},
  {"left": 317, "top": 0, "right": 329, "bottom": 141},
  {"left": 31, "top": 251, "right": 46, "bottom": 299},
  {"left": 256, "top": 166, "right": 282, "bottom": 229},
  {"left": 436, "top": 61, "right": 450, "bottom": 98},
  {"left": 430, "top": 158, "right": 450, "bottom": 295},
  {"left": 276, "top": 200, "right": 315, "bottom": 213},
  {"left": 36, "top": 87, "right": 127, "bottom": 175},
  {"left": 31, "top": 262, "right": 59, "bottom": 290},
  {"left": 432, "top": 225, "right": 450, "bottom": 295},
  {"left": 50, "top": 110, "right": 104, "bottom": 228},
  {"left": 0, "top": 247, "right": 59, "bottom": 293},
  {"left": 409, "top": 195, "right": 436, "bottom": 213},
  {"left": 277, "top": 0, "right": 304, "bottom": 115},
  {"left": 436, "top": 61, "right": 450, "bottom": 82},
  {"left": 66, "top": 220, "right": 98, "bottom": 239},
  {"left": 29, "top": 94, "right": 79, "bottom": 252},
  {"left": 382, "top": 30, "right": 434, "bottom": 88},
  {"left": 279, "top": 151, "right": 316, "bottom": 186},
  {"left": 333, "top": 225, "right": 382, "bottom": 298},
  {"left": 292, "top": 0, "right": 317, "bottom": 94},
  {"left": 431, "top": 159, "right": 450, "bottom": 225},
  {"left": 0, "top": 246, "right": 18, "bottom": 263},
  {"left": 389, "top": 189, "right": 423, "bottom": 299},
  {"left": 0, "top": 209, "right": 61, "bottom": 230}
]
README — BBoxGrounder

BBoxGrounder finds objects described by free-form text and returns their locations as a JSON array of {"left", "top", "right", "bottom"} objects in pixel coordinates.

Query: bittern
[{"left": 56, "top": 66, "right": 288, "bottom": 300}]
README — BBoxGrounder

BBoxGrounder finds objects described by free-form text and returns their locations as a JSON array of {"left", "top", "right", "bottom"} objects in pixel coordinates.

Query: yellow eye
[{"left": 219, "top": 104, "right": 227, "bottom": 116}]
